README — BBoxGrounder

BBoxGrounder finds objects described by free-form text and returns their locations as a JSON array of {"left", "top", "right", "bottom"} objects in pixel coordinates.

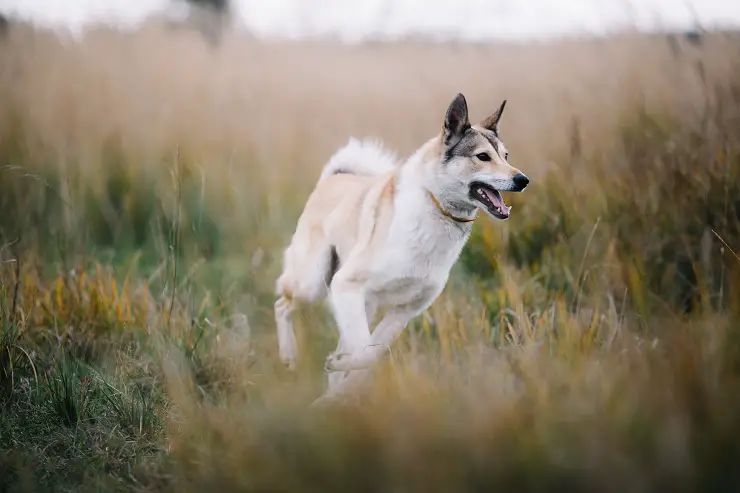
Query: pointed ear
[
  {"left": 481, "top": 99, "right": 507, "bottom": 134},
  {"left": 443, "top": 93, "right": 470, "bottom": 146}
]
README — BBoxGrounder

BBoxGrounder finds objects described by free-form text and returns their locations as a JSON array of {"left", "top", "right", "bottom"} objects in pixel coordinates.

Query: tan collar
[{"left": 427, "top": 190, "right": 478, "bottom": 223}]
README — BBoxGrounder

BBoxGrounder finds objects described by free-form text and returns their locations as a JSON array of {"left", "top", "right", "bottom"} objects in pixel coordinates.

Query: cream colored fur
[{"left": 274, "top": 93, "right": 529, "bottom": 401}]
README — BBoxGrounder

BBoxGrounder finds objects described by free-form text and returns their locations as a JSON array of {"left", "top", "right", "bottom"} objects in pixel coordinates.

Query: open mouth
[{"left": 469, "top": 182, "right": 511, "bottom": 219}]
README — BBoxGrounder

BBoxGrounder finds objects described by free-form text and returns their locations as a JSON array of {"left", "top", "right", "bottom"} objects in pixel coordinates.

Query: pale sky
[{"left": 1, "top": 0, "right": 740, "bottom": 42}]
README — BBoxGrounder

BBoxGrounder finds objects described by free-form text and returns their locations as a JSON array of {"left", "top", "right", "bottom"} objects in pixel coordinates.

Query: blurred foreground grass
[{"left": 1, "top": 22, "right": 740, "bottom": 493}]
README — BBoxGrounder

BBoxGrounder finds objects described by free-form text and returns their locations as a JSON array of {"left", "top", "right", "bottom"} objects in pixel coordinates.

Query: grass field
[{"left": 1, "top": 20, "right": 740, "bottom": 492}]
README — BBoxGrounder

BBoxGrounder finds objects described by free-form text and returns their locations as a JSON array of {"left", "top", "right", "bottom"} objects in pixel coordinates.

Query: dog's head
[{"left": 435, "top": 93, "right": 529, "bottom": 220}]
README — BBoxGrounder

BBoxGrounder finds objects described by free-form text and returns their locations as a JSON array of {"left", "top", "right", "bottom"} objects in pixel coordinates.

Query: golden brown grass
[
  {"left": 1, "top": 19, "right": 740, "bottom": 493},
  {"left": 2, "top": 21, "right": 736, "bottom": 179}
]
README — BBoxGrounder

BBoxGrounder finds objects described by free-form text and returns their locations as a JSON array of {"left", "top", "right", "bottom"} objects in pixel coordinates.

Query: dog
[{"left": 274, "top": 93, "right": 529, "bottom": 396}]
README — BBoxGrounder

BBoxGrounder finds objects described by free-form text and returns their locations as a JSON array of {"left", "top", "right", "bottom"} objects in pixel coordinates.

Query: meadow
[{"left": 1, "top": 19, "right": 740, "bottom": 492}]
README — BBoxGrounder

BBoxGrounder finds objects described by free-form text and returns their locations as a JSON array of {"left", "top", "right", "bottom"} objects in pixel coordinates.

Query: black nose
[{"left": 513, "top": 173, "right": 529, "bottom": 191}]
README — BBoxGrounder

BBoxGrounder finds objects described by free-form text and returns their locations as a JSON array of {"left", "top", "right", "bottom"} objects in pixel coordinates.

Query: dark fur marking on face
[
  {"left": 444, "top": 127, "right": 474, "bottom": 162},
  {"left": 481, "top": 131, "right": 499, "bottom": 153},
  {"left": 443, "top": 129, "right": 496, "bottom": 163}
]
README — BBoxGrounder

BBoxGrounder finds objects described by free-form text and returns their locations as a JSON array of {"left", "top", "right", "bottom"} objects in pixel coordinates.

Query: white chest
[{"left": 368, "top": 210, "right": 471, "bottom": 309}]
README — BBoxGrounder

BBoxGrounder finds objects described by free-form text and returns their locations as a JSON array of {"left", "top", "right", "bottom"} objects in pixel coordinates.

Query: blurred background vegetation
[{"left": 0, "top": 13, "right": 740, "bottom": 493}]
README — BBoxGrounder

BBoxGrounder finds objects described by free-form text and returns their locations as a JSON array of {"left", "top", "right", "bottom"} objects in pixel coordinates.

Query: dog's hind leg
[
  {"left": 274, "top": 242, "right": 335, "bottom": 371},
  {"left": 274, "top": 290, "right": 299, "bottom": 371}
]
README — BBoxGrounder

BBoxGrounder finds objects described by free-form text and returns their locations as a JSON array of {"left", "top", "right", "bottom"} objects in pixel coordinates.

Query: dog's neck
[
  {"left": 427, "top": 190, "right": 478, "bottom": 223},
  {"left": 398, "top": 136, "right": 479, "bottom": 224}
]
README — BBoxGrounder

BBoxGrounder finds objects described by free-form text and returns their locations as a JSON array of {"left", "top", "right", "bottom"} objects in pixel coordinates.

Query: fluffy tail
[{"left": 318, "top": 138, "right": 399, "bottom": 182}]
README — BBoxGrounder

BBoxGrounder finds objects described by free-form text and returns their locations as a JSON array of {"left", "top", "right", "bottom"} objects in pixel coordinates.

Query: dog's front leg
[
  {"left": 325, "top": 307, "right": 414, "bottom": 372},
  {"left": 327, "top": 298, "right": 377, "bottom": 390},
  {"left": 325, "top": 274, "right": 372, "bottom": 372}
]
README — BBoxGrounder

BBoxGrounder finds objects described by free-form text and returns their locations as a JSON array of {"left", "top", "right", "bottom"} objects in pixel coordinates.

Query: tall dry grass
[
  {"left": 1, "top": 19, "right": 740, "bottom": 492},
  {"left": 2, "top": 21, "right": 735, "bottom": 176}
]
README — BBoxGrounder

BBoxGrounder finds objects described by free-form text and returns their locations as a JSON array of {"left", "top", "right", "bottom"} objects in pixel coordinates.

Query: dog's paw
[
  {"left": 326, "top": 351, "right": 365, "bottom": 372},
  {"left": 324, "top": 347, "right": 387, "bottom": 372},
  {"left": 324, "top": 352, "right": 348, "bottom": 372}
]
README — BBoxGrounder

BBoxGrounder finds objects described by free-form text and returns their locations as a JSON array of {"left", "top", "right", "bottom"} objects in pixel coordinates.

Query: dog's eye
[
  {"left": 476, "top": 153, "right": 491, "bottom": 162},
  {"left": 504, "top": 152, "right": 509, "bottom": 160}
]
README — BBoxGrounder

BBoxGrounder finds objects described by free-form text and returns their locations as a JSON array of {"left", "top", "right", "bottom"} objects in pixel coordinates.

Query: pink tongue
[{"left": 483, "top": 188, "right": 510, "bottom": 216}]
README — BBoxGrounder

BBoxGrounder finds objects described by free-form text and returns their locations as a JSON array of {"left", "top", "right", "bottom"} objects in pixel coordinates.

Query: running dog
[{"left": 274, "top": 93, "right": 529, "bottom": 392}]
